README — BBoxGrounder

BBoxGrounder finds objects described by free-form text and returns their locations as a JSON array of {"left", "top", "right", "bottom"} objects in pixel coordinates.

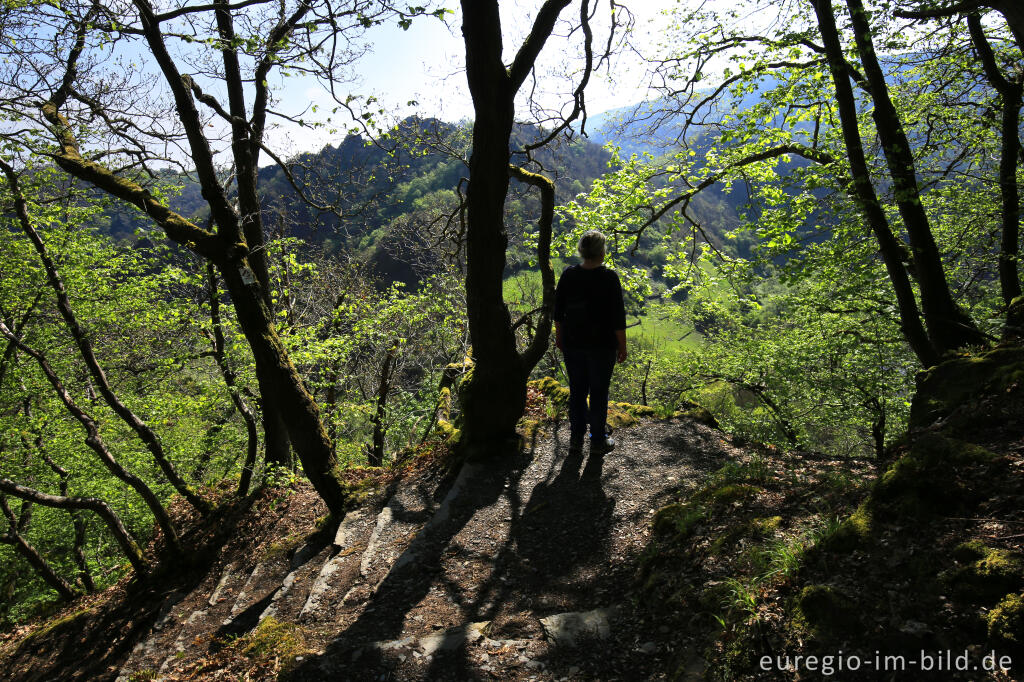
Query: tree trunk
[
  {"left": 992, "top": 0, "right": 1024, "bottom": 49},
  {"left": 967, "top": 13, "right": 1023, "bottom": 308},
  {"left": 460, "top": 0, "right": 529, "bottom": 450},
  {"left": 368, "top": 347, "right": 396, "bottom": 467},
  {"left": 41, "top": 71, "right": 351, "bottom": 518},
  {"left": 214, "top": 0, "right": 294, "bottom": 469},
  {"left": 459, "top": 0, "right": 570, "bottom": 452},
  {"left": 216, "top": 261, "right": 350, "bottom": 514},
  {"left": 845, "top": 0, "right": 986, "bottom": 353},
  {"left": 205, "top": 264, "right": 260, "bottom": 496},
  {"left": 812, "top": 0, "right": 941, "bottom": 367}
]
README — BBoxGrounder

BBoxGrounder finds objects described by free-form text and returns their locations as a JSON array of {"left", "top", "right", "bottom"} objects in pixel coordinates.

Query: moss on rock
[
  {"left": 235, "top": 616, "right": 309, "bottom": 672},
  {"left": 692, "top": 483, "right": 763, "bottom": 506},
  {"left": 951, "top": 540, "right": 989, "bottom": 563},
  {"left": 15, "top": 608, "right": 94, "bottom": 655},
  {"left": 652, "top": 503, "right": 706, "bottom": 540},
  {"left": 873, "top": 433, "right": 997, "bottom": 516},
  {"left": 911, "top": 346, "right": 1024, "bottom": 429},
  {"left": 675, "top": 406, "right": 720, "bottom": 428},
  {"left": 752, "top": 515, "right": 784, "bottom": 534},
  {"left": 987, "top": 592, "right": 1024, "bottom": 648},
  {"left": 528, "top": 376, "right": 570, "bottom": 409},
  {"left": 816, "top": 502, "right": 873, "bottom": 554},
  {"left": 340, "top": 474, "right": 381, "bottom": 505},
  {"left": 946, "top": 547, "right": 1024, "bottom": 602}
]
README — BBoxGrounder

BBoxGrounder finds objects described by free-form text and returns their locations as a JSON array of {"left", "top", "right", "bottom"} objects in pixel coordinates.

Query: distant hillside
[{"left": 92, "top": 113, "right": 752, "bottom": 284}]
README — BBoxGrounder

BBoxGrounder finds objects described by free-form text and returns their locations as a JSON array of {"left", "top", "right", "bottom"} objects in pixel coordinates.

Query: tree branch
[
  {"left": 0, "top": 479, "right": 147, "bottom": 575},
  {"left": 509, "top": 0, "right": 573, "bottom": 93}
]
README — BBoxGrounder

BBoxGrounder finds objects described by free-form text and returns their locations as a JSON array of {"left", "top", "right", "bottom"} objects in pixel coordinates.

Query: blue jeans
[{"left": 563, "top": 347, "right": 616, "bottom": 441}]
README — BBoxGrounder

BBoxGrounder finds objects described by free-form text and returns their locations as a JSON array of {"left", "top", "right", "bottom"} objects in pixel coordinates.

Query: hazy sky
[{"left": 269, "top": 2, "right": 675, "bottom": 155}]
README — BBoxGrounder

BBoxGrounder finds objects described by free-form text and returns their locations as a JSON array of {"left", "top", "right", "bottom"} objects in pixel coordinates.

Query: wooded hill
[{"left": 1, "top": 0, "right": 1023, "bottom": 679}]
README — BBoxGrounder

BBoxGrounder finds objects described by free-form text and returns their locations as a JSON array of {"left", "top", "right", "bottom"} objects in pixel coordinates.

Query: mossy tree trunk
[{"left": 37, "top": 1, "right": 350, "bottom": 516}]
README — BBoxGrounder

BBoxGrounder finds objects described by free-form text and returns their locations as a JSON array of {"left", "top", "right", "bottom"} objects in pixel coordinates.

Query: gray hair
[{"left": 578, "top": 230, "right": 607, "bottom": 260}]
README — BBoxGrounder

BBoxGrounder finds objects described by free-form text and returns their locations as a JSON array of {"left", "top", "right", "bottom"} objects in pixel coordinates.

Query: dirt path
[{"left": 112, "top": 415, "right": 739, "bottom": 681}]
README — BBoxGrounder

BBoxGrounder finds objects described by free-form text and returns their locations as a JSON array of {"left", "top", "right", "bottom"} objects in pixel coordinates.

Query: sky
[{"left": 268, "top": 1, "right": 676, "bottom": 157}]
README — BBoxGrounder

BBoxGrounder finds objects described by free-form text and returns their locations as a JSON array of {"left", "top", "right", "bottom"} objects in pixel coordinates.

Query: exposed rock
[
  {"left": 539, "top": 607, "right": 619, "bottom": 647},
  {"left": 418, "top": 621, "right": 490, "bottom": 657}
]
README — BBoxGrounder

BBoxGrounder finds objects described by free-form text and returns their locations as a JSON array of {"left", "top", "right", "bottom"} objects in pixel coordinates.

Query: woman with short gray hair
[{"left": 553, "top": 230, "right": 628, "bottom": 454}]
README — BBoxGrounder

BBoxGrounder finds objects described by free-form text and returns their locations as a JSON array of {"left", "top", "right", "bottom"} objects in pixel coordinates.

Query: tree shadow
[
  {"left": 287, "top": 425, "right": 618, "bottom": 679},
  {"left": 287, "top": 438, "right": 536, "bottom": 678}
]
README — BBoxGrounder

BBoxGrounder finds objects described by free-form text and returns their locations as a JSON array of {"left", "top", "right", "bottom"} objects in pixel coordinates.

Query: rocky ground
[
  {"left": 7, "top": 348, "right": 1022, "bottom": 681},
  {"left": 52, "top": 414, "right": 739, "bottom": 681}
]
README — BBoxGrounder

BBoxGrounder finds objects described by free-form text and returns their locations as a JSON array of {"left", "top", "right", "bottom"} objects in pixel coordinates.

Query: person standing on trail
[{"left": 553, "top": 230, "right": 628, "bottom": 455}]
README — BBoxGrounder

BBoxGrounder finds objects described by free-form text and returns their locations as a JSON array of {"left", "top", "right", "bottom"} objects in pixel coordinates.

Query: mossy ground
[
  {"left": 523, "top": 376, "right": 683, "bottom": 436},
  {"left": 634, "top": 344, "right": 1024, "bottom": 680},
  {"left": 227, "top": 616, "right": 310, "bottom": 675}
]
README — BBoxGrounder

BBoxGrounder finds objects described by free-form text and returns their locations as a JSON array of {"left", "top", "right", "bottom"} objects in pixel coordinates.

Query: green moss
[
  {"left": 612, "top": 401, "right": 657, "bottom": 418},
  {"left": 952, "top": 540, "right": 989, "bottom": 563},
  {"left": 652, "top": 503, "right": 706, "bottom": 539},
  {"left": 751, "top": 515, "right": 783, "bottom": 535},
  {"left": 817, "top": 502, "right": 873, "bottom": 554},
  {"left": 987, "top": 592, "right": 1024, "bottom": 647},
  {"left": 126, "top": 670, "right": 158, "bottom": 681},
  {"left": 911, "top": 346, "right": 1024, "bottom": 429},
  {"left": 946, "top": 548, "right": 1024, "bottom": 602},
  {"left": 796, "top": 585, "right": 859, "bottom": 636},
  {"left": 874, "top": 434, "right": 997, "bottom": 516},
  {"left": 529, "top": 376, "right": 570, "bottom": 408},
  {"left": 692, "top": 483, "right": 763, "bottom": 506},
  {"left": 520, "top": 418, "right": 544, "bottom": 438},
  {"left": 14, "top": 607, "right": 94, "bottom": 654},
  {"left": 435, "top": 419, "right": 460, "bottom": 443},
  {"left": 264, "top": 533, "right": 304, "bottom": 560},
  {"left": 436, "top": 386, "right": 452, "bottom": 421},
  {"left": 340, "top": 474, "right": 380, "bottom": 505},
  {"left": 676, "top": 406, "right": 719, "bottom": 428},
  {"left": 235, "top": 616, "right": 308, "bottom": 671}
]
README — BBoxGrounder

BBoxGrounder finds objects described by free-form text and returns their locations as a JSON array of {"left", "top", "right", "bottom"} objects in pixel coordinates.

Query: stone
[
  {"left": 539, "top": 607, "right": 619, "bottom": 647},
  {"left": 208, "top": 564, "right": 237, "bottom": 607},
  {"left": 418, "top": 621, "right": 489, "bottom": 657}
]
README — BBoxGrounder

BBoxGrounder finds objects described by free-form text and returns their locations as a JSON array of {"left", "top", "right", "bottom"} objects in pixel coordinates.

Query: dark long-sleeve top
[{"left": 553, "top": 264, "right": 627, "bottom": 349}]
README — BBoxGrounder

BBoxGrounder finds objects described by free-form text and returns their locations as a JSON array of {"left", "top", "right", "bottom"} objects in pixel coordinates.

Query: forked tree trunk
[{"left": 459, "top": 0, "right": 568, "bottom": 452}]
